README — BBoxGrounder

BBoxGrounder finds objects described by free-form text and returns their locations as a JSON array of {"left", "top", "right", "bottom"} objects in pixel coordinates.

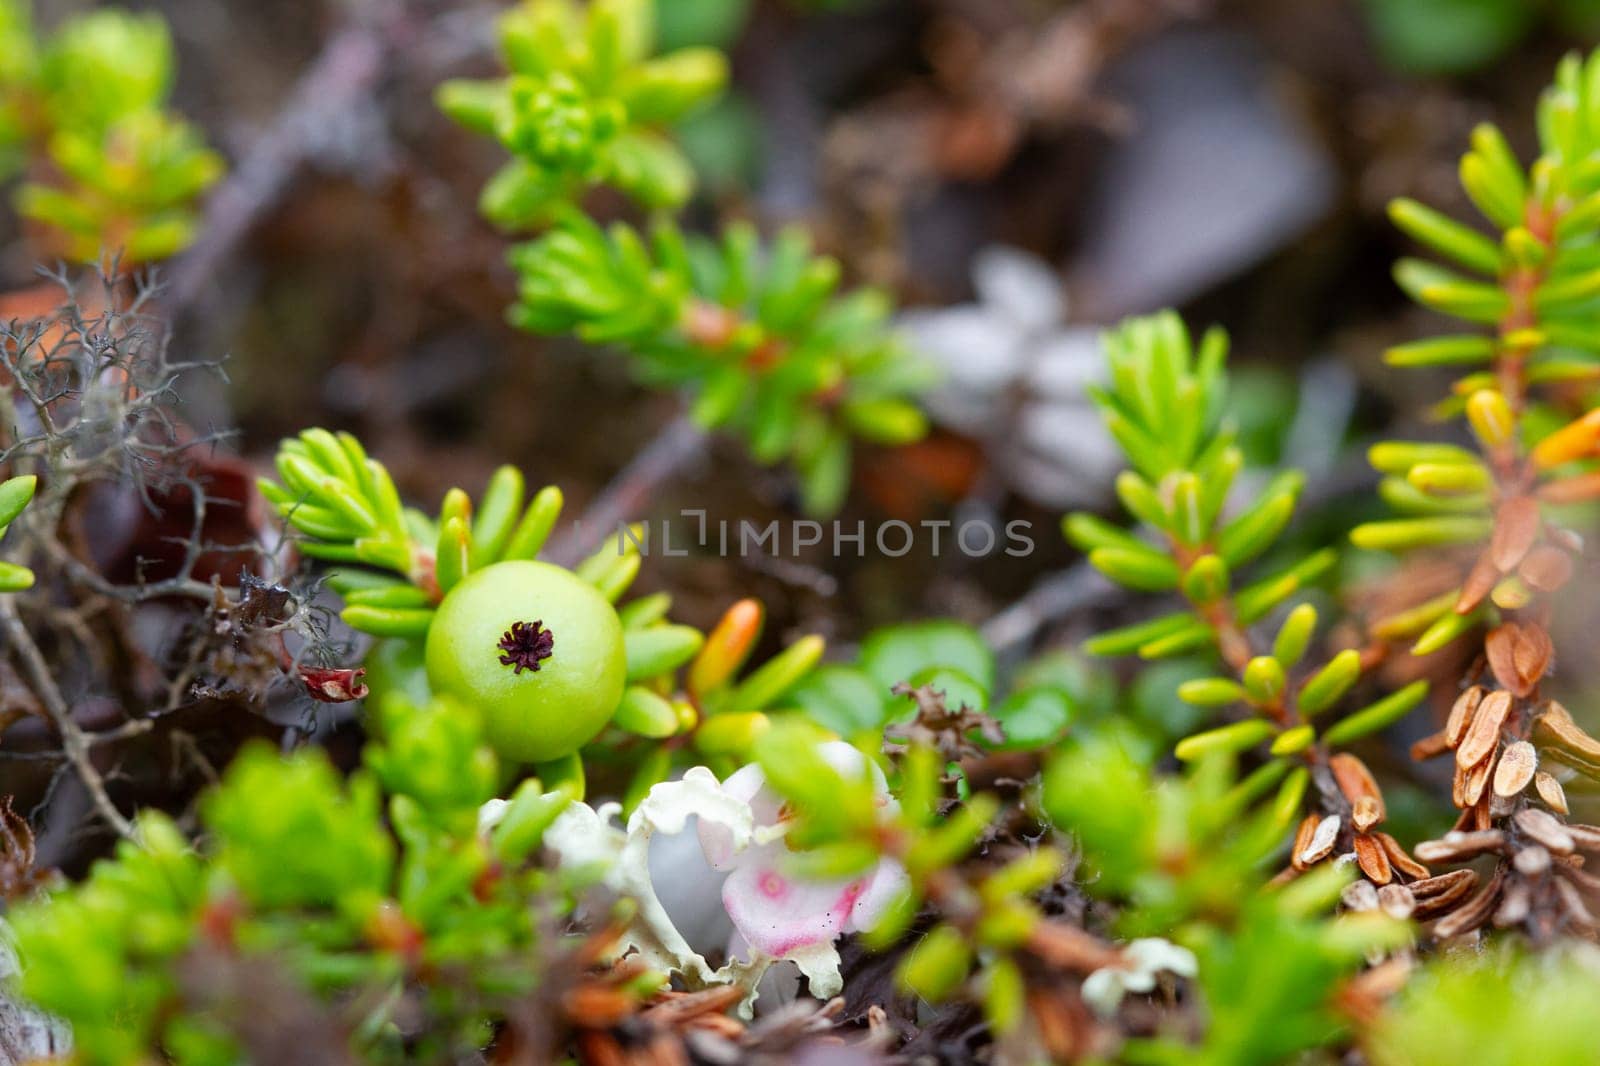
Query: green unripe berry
[{"left": 425, "top": 560, "right": 625, "bottom": 763}]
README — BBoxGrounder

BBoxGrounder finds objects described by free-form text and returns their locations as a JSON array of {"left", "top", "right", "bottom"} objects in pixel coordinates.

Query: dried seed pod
[
  {"left": 1492, "top": 741, "right": 1537, "bottom": 798},
  {"left": 1519, "top": 545, "right": 1574, "bottom": 592},
  {"left": 1514, "top": 808, "right": 1575, "bottom": 854},
  {"left": 1410, "top": 730, "right": 1450, "bottom": 761},
  {"left": 1535, "top": 771, "right": 1570, "bottom": 815},
  {"left": 1513, "top": 844, "right": 1551, "bottom": 877},
  {"left": 1490, "top": 496, "right": 1541, "bottom": 571},
  {"left": 1410, "top": 869, "right": 1479, "bottom": 920},
  {"left": 1330, "top": 753, "right": 1386, "bottom": 821},
  {"left": 1445, "top": 686, "right": 1486, "bottom": 748},
  {"left": 1456, "top": 689, "right": 1513, "bottom": 770},
  {"left": 1300, "top": 815, "right": 1341, "bottom": 866},
  {"left": 1290, "top": 814, "right": 1319, "bottom": 872},
  {"left": 1377, "top": 832, "right": 1430, "bottom": 880},
  {"left": 1431, "top": 870, "right": 1505, "bottom": 940},
  {"left": 1414, "top": 830, "right": 1505, "bottom": 864},
  {"left": 1377, "top": 882, "right": 1416, "bottom": 920},
  {"left": 1342, "top": 879, "right": 1380, "bottom": 912},
  {"left": 1354, "top": 833, "right": 1394, "bottom": 885},
  {"left": 1493, "top": 883, "right": 1532, "bottom": 927}
]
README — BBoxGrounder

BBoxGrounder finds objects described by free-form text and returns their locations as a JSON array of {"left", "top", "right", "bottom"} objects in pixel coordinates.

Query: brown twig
[
  {"left": 163, "top": 26, "right": 390, "bottom": 319},
  {"left": 0, "top": 596, "right": 134, "bottom": 839}
]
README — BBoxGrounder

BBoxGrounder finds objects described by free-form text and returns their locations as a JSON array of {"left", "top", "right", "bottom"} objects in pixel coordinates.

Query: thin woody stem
[{"left": 0, "top": 596, "right": 136, "bottom": 839}]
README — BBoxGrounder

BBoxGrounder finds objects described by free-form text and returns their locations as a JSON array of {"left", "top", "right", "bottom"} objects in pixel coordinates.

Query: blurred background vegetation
[{"left": 5, "top": 0, "right": 1600, "bottom": 714}]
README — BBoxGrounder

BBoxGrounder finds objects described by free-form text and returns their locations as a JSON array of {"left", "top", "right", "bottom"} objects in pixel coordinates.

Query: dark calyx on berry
[{"left": 497, "top": 620, "right": 555, "bottom": 674}]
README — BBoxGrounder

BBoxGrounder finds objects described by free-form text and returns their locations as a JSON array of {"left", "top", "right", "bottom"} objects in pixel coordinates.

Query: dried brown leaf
[
  {"left": 1457, "top": 553, "right": 1501, "bottom": 614},
  {"left": 1565, "top": 823, "right": 1600, "bottom": 851},
  {"left": 1485, "top": 624, "right": 1523, "bottom": 696},
  {"left": 1490, "top": 496, "right": 1541, "bottom": 571},
  {"left": 1456, "top": 690, "right": 1513, "bottom": 770},
  {"left": 1411, "top": 869, "right": 1479, "bottom": 920},
  {"left": 1330, "top": 753, "right": 1385, "bottom": 824},
  {"left": 1377, "top": 832, "right": 1430, "bottom": 880},
  {"left": 1377, "top": 883, "right": 1416, "bottom": 920},
  {"left": 1299, "top": 815, "right": 1342, "bottom": 866},
  {"left": 1342, "top": 879, "right": 1379, "bottom": 912},
  {"left": 1431, "top": 869, "right": 1506, "bottom": 940},
  {"left": 1533, "top": 701, "right": 1600, "bottom": 766},
  {"left": 1555, "top": 857, "right": 1600, "bottom": 895},
  {"left": 1410, "top": 730, "right": 1451, "bottom": 762},
  {"left": 1337, "top": 957, "right": 1414, "bottom": 1027},
  {"left": 1536, "top": 772, "right": 1571, "bottom": 815},
  {"left": 1554, "top": 876, "right": 1599, "bottom": 932},
  {"left": 1453, "top": 756, "right": 1494, "bottom": 809},
  {"left": 1446, "top": 687, "right": 1486, "bottom": 749},
  {"left": 1512, "top": 624, "right": 1554, "bottom": 692},
  {"left": 1414, "top": 830, "right": 1505, "bottom": 864},
  {"left": 1494, "top": 883, "right": 1532, "bottom": 927},
  {"left": 1290, "top": 814, "right": 1319, "bottom": 872},
  {"left": 1355, "top": 833, "right": 1394, "bottom": 885},
  {"left": 1519, "top": 545, "right": 1575, "bottom": 592},
  {"left": 1024, "top": 921, "right": 1120, "bottom": 972},
  {"left": 1514, "top": 807, "right": 1575, "bottom": 854},
  {"left": 1492, "top": 741, "right": 1537, "bottom": 798},
  {"left": 1513, "top": 845, "right": 1551, "bottom": 877}
]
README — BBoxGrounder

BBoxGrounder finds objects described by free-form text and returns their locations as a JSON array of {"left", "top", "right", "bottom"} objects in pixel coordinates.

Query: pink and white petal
[
  {"left": 647, "top": 822, "right": 732, "bottom": 954},
  {"left": 697, "top": 816, "right": 740, "bottom": 871},
  {"left": 722, "top": 859, "right": 861, "bottom": 959},
  {"left": 725, "top": 929, "right": 803, "bottom": 1007},
  {"left": 719, "top": 764, "right": 770, "bottom": 806},
  {"left": 844, "top": 859, "right": 910, "bottom": 933},
  {"left": 784, "top": 940, "right": 844, "bottom": 1000},
  {"left": 698, "top": 765, "right": 784, "bottom": 868}
]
